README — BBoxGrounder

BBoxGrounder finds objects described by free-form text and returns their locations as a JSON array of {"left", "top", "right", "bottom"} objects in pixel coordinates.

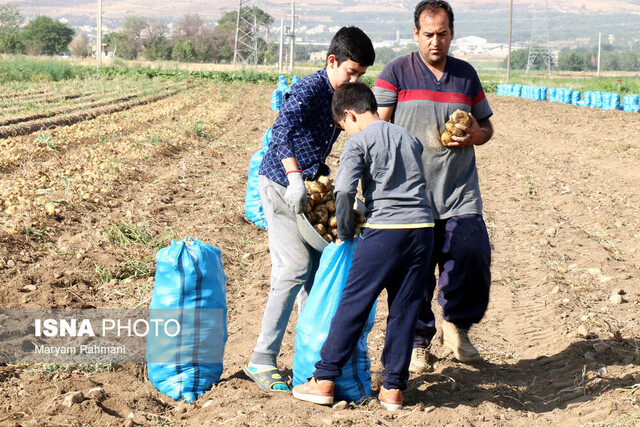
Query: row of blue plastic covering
[
  {"left": 497, "top": 84, "right": 640, "bottom": 112},
  {"left": 271, "top": 74, "right": 299, "bottom": 111}
]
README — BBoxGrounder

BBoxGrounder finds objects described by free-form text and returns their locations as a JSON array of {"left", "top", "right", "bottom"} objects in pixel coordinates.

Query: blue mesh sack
[
  {"left": 147, "top": 237, "right": 228, "bottom": 402},
  {"left": 277, "top": 75, "right": 289, "bottom": 92},
  {"left": 292, "top": 239, "right": 376, "bottom": 402},
  {"left": 271, "top": 89, "right": 283, "bottom": 111},
  {"left": 244, "top": 128, "right": 272, "bottom": 229}
]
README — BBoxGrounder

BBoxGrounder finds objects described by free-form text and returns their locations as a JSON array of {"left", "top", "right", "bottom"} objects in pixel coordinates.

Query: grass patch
[
  {"left": 106, "top": 221, "right": 154, "bottom": 246},
  {"left": 29, "top": 362, "right": 120, "bottom": 374}
]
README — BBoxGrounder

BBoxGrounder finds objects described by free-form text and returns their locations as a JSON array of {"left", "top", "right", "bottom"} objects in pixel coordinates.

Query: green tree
[
  {"left": 140, "top": 19, "right": 171, "bottom": 60},
  {"left": 618, "top": 51, "right": 638, "bottom": 71},
  {"left": 558, "top": 51, "right": 586, "bottom": 71},
  {"left": 20, "top": 15, "right": 74, "bottom": 55},
  {"left": 502, "top": 47, "right": 548, "bottom": 70},
  {"left": 121, "top": 16, "right": 146, "bottom": 59},
  {"left": 0, "top": 4, "right": 23, "bottom": 53},
  {"left": 104, "top": 32, "right": 134, "bottom": 60},
  {"left": 600, "top": 51, "right": 618, "bottom": 71},
  {"left": 172, "top": 40, "right": 196, "bottom": 62}
]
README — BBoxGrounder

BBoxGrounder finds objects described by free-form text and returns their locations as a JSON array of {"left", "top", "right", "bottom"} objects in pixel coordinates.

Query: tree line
[
  {"left": 0, "top": 4, "right": 277, "bottom": 64},
  {"left": 505, "top": 45, "right": 640, "bottom": 72}
]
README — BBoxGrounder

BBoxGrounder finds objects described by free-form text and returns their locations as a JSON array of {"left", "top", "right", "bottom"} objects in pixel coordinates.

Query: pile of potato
[
  {"left": 303, "top": 176, "right": 365, "bottom": 243},
  {"left": 441, "top": 109, "right": 472, "bottom": 146}
]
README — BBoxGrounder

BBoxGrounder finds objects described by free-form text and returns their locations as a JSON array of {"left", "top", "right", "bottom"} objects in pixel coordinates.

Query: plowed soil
[{"left": 0, "top": 82, "right": 639, "bottom": 426}]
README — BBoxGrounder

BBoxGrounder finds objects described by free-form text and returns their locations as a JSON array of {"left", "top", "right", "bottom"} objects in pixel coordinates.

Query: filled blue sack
[
  {"left": 292, "top": 239, "right": 376, "bottom": 403},
  {"left": 277, "top": 75, "right": 289, "bottom": 92},
  {"left": 244, "top": 128, "right": 272, "bottom": 229},
  {"left": 147, "top": 237, "right": 228, "bottom": 402},
  {"left": 271, "top": 89, "right": 283, "bottom": 111}
]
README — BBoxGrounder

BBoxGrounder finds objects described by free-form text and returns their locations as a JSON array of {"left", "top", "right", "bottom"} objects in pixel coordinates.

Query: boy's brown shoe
[
  {"left": 378, "top": 386, "right": 403, "bottom": 411},
  {"left": 441, "top": 320, "right": 481, "bottom": 362},
  {"left": 292, "top": 378, "right": 334, "bottom": 405}
]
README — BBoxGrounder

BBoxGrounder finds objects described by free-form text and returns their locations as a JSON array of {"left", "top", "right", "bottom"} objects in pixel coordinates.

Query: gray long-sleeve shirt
[{"left": 334, "top": 120, "right": 434, "bottom": 240}]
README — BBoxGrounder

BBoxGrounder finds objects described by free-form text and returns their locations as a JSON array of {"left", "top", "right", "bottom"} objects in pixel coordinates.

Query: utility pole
[
  {"left": 278, "top": 19, "right": 284, "bottom": 74},
  {"left": 97, "top": 0, "right": 102, "bottom": 67},
  {"left": 289, "top": 0, "right": 296, "bottom": 73},
  {"left": 597, "top": 32, "right": 602, "bottom": 77},
  {"left": 507, "top": 0, "right": 513, "bottom": 82}
]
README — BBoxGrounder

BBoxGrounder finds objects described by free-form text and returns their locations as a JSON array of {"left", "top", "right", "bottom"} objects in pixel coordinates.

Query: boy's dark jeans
[{"left": 314, "top": 227, "right": 434, "bottom": 391}]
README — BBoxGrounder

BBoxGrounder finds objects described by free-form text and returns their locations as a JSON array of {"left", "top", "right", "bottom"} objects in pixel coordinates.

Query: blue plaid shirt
[{"left": 259, "top": 68, "right": 341, "bottom": 187}]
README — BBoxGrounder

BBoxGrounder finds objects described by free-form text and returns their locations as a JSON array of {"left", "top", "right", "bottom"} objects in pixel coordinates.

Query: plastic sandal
[{"left": 243, "top": 363, "right": 290, "bottom": 393}]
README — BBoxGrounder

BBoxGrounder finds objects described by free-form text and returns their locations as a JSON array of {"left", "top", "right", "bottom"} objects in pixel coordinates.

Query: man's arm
[{"left": 377, "top": 105, "right": 396, "bottom": 122}]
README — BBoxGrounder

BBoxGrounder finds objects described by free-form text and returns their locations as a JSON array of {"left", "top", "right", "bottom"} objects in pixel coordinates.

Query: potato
[
  {"left": 450, "top": 109, "right": 472, "bottom": 127},
  {"left": 317, "top": 176, "right": 332, "bottom": 191},
  {"left": 330, "top": 227, "right": 338, "bottom": 238},
  {"left": 304, "top": 202, "right": 313, "bottom": 213},
  {"left": 309, "top": 192, "right": 323, "bottom": 206},
  {"left": 322, "top": 233, "right": 333, "bottom": 243},
  {"left": 445, "top": 120, "right": 464, "bottom": 137},
  {"left": 328, "top": 215, "right": 337, "bottom": 228},
  {"left": 440, "top": 130, "right": 453, "bottom": 146},
  {"left": 305, "top": 211, "right": 317, "bottom": 224},
  {"left": 324, "top": 200, "right": 336, "bottom": 213},
  {"left": 313, "top": 223, "right": 327, "bottom": 235},
  {"left": 441, "top": 109, "right": 471, "bottom": 146},
  {"left": 314, "top": 205, "right": 329, "bottom": 224},
  {"left": 306, "top": 181, "right": 325, "bottom": 194}
]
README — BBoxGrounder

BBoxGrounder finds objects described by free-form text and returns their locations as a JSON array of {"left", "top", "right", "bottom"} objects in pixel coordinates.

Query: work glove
[{"left": 284, "top": 172, "right": 306, "bottom": 214}]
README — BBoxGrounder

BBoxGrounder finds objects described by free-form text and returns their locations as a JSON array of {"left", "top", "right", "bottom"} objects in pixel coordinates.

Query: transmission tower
[
  {"left": 526, "top": 0, "right": 552, "bottom": 74},
  {"left": 233, "top": 0, "right": 258, "bottom": 67},
  {"left": 29, "top": 0, "right": 40, "bottom": 20}
]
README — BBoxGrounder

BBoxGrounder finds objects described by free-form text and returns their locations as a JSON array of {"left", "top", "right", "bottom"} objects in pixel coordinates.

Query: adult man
[{"left": 373, "top": 0, "right": 494, "bottom": 372}]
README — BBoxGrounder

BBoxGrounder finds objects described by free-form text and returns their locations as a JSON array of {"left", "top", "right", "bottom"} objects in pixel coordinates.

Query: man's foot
[
  {"left": 292, "top": 378, "right": 334, "bottom": 405},
  {"left": 408, "top": 346, "right": 432, "bottom": 373},
  {"left": 441, "top": 320, "right": 481, "bottom": 362},
  {"left": 378, "top": 385, "right": 403, "bottom": 411}
]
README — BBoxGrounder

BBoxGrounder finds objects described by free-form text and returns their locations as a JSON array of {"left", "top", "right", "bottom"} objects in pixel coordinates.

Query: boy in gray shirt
[{"left": 292, "top": 82, "right": 434, "bottom": 410}]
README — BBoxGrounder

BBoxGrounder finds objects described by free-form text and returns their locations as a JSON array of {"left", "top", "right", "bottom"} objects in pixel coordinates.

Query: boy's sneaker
[
  {"left": 408, "top": 347, "right": 432, "bottom": 373},
  {"left": 292, "top": 378, "right": 334, "bottom": 405},
  {"left": 441, "top": 320, "right": 481, "bottom": 362},
  {"left": 378, "top": 386, "right": 403, "bottom": 411}
]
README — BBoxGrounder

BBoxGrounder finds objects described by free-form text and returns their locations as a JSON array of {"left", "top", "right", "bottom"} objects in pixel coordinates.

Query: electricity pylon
[
  {"left": 526, "top": 0, "right": 552, "bottom": 74},
  {"left": 233, "top": 0, "right": 258, "bottom": 67}
]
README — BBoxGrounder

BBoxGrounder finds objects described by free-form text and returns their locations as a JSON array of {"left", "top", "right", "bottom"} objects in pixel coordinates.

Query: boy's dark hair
[
  {"left": 414, "top": 0, "right": 454, "bottom": 31},
  {"left": 331, "top": 82, "right": 378, "bottom": 123},
  {"left": 326, "top": 26, "right": 375, "bottom": 67}
]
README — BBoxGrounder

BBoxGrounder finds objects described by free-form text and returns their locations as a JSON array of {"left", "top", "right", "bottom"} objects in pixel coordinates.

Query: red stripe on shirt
[
  {"left": 398, "top": 90, "right": 472, "bottom": 106},
  {"left": 472, "top": 90, "right": 486, "bottom": 106},
  {"left": 375, "top": 78, "right": 398, "bottom": 93}
]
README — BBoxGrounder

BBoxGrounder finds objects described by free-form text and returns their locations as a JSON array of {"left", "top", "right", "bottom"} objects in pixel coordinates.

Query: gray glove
[{"left": 284, "top": 172, "right": 307, "bottom": 214}]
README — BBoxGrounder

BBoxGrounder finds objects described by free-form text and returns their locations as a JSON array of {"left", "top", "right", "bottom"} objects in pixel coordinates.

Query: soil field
[{"left": 0, "top": 81, "right": 639, "bottom": 426}]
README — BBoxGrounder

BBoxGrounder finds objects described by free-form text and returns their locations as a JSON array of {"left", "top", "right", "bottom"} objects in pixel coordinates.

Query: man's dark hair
[
  {"left": 414, "top": 0, "right": 454, "bottom": 31},
  {"left": 331, "top": 82, "right": 378, "bottom": 123},
  {"left": 327, "top": 26, "right": 375, "bottom": 67}
]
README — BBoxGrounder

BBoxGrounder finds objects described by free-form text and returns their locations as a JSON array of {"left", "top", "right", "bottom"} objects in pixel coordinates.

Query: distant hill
[{"left": 4, "top": 0, "right": 640, "bottom": 44}]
